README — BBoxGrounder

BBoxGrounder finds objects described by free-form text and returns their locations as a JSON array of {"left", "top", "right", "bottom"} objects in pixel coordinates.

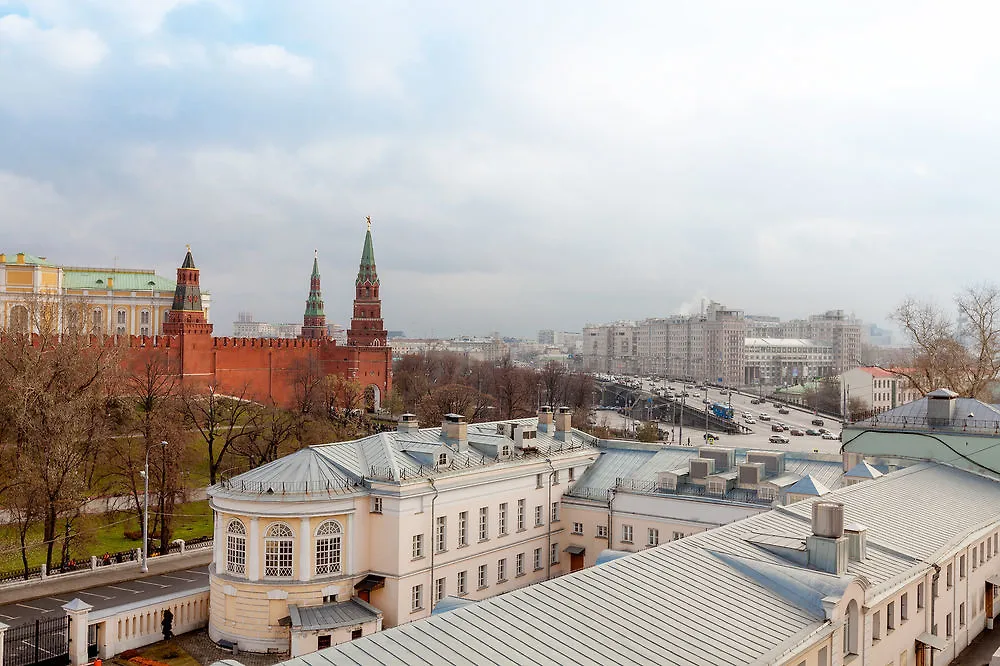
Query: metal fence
[
  {"left": 858, "top": 414, "right": 1000, "bottom": 435},
  {"left": 614, "top": 477, "right": 773, "bottom": 507},
  {"left": 0, "top": 565, "right": 43, "bottom": 585},
  {"left": 3, "top": 616, "right": 69, "bottom": 666}
]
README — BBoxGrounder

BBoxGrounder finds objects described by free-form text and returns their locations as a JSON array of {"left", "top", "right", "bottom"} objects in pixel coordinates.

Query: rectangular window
[
  {"left": 648, "top": 528, "right": 660, "bottom": 547},
  {"left": 264, "top": 535, "right": 293, "bottom": 578},
  {"left": 947, "top": 563, "right": 954, "bottom": 588},
  {"left": 553, "top": 470, "right": 560, "bottom": 485},
  {"left": 982, "top": 542, "right": 986, "bottom": 564},
  {"left": 517, "top": 499, "right": 525, "bottom": 530},
  {"left": 372, "top": 497, "right": 382, "bottom": 513},
  {"left": 318, "top": 635, "right": 331, "bottom": 649},
  {"left": 412, "top": 534, "right": 424, "bottom": 559},
  {"left": 479, "top": 507, "right": 489, "bottom": 541},
  {"left": 435, "top": 577, "right": 446, "bottom": 604},
  {"left": 622, "top": 524, "right": 634, "bottom": 543},
  {"left": 569, "top": 467, "right": 576, "bottom": 481},
  {"left": 435, "top": 516, "right": 447, "bottom": 553},
  {"left": 478, "top": 564, "right": 488, "bottom": 589},
  {"left": 498, "top": 503, "right": 508, "bottom": 536},
  {"left": 946, "top": 612, "right": 953, "bottom": 637},
  {"left": 516, "top": 552, "right": 525, "bottom": 576},
  {"left": 872, "top": 610, "right": 881, "bottom": 640},
  {"left": 672, "top": 531, "right": 684, "bottom": 541},
  {"left": 550, "top": 542, "right": 559, "bottom": 564},
  {"left": 596, "top": 524, "right": 609, "bottom": 539},
  {"left": 887, "top": 601, "right": 895, "bottom": 631},
  {"left": 818, "top": 647, "right": 827, "bottom": 666},
  {"left": 457, "top": 570, "right": 467, "bottom": 595},
  {"left": 901, "top": 592, "right": 909, "bottom": 621},
  {"left": 536, "top": 473, "right": 543, "bottom": 488},
  {"left": 961, "top": 554, "right": 967, "bottom": 578},
  {"left": 572, "top": 522, "right": 583, "bottom": 535},
  {"left": 535, "top": 505, "right": 543, "bottom": 527},
  {"left": 497, "top": 558, "right": 507, "bottom": 582},
  {"left": 960, "top": 602, "right": 966, "bottom": 627},
  {"left": 973, "top": 546, "right": 978, "bottom": 569},
  {"left": 917, "top": 582, "right": 925, "bottom": 608},
  {"left": 533, "top": 548, "right": 542, "bottom": 570},
  {"left": 550, "top": 502, "right": 560, "bottom": 522},
  {"left": 458, "top": 511, "right": 468, "bottom": 546},
  {"left": 411, "top": 584, "right": 423, "bottom": 611},
  {"left": 226, "top": 531, "right": 246, "bottom": 576}
]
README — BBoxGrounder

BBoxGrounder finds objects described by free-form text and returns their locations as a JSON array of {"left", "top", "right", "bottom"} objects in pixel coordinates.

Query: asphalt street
[{"left": 0, "top": 567, "right": 210, "bottom": 627}]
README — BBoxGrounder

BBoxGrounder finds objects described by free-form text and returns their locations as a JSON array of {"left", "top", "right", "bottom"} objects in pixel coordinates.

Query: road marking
[
  {"left": 134, "top": 580, "right": 169, "bottom": 588},
  {"left": 185, "top": 569, "right": 209, "bottom": 576},
  {"left": 78, "top": 591, "right": 112, "bottom": 600},
  {"left": 47, "top": 597, "right": 69, "bottom": 603},
  {"left": 0, "top": 613, "right": 19, "bottom": 620},
  {"left": 108, "top": 585, "right": 142, "bottom": 594},
  {"left": 160, "top": 574, "right": 196, "bottom": 582},
  {"left": 15, "top": 603, "right": 51, "bottom": 613}
]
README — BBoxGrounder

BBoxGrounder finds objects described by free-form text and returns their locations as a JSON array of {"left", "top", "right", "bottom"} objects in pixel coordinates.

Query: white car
[
  {"left": 758, "top": 413, "right": 771, "bottom": 421},
  {"left": 822, "top": 432, "right": 838, "bottom": 440},
  {"left": 744, "top": 417, "right": 756, "bottom": 424}
]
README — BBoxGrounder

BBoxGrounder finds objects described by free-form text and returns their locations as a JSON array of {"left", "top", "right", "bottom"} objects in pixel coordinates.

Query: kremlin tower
[
  {"left": 347, "top": 217, "right": 387, "bottom": 347},
  {"left": 301, "top": 250, "right": 327, "bottom": 339},
  {"left": 162, "top": 246, "right": 213, "bottom": 336}
]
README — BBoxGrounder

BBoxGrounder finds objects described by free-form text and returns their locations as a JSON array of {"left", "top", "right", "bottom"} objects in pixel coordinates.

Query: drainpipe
[
  {"left": 545, "top": 458, "right": 555, "bottom": 580},
  {"left": 930, "top": 563, "right": 940, "bottom": 666},
  {"left": 607, "top": 487, "right": 616, "bottom": 555},
  {"left": 428, "top": 478, "right": 439, "bottom": 613}
]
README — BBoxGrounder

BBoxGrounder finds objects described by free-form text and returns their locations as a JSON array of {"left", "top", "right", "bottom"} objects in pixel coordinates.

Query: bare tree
[
  {"left": 230, "top": 404, "right": 297, "bottom": 468},
  {"left": 892, "top": 284, "right": 1000, "bottom": 399},
  {"left": 181, "top": 384, "right": 259, "bottom": 485}
]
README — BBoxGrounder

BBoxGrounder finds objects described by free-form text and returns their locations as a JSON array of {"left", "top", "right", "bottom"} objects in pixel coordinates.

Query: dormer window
[
  {"left": 501, "top": 445, "right": 511, "bottom": 457},
  {"left": 438, "top": 452, "right": 448, "bottom": 466}
]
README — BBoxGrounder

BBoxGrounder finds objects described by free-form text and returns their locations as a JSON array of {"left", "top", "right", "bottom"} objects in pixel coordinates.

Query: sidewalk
[{"left": 953, "top": 623, "right": 1000, "bottom": 665}]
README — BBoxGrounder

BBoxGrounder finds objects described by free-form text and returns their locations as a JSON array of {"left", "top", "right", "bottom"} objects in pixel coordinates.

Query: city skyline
[{"left": 4, "top": 2, "right": 999, "bottom": 338}]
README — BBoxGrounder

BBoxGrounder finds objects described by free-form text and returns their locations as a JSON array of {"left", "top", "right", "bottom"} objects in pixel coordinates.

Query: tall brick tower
[
  {"left": 162, "top": 246, "right": 213, "bottom": 336},
  {"left": 301, "top": 250, "right": 328, "bottom": 339},
  {"left": 348, "top": 217, "right": 387, "bottom": 347}
]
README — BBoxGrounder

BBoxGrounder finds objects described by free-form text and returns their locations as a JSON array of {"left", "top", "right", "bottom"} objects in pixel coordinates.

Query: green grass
[{"left": 0, "top": 500, "right": 213, "bottom": 572}]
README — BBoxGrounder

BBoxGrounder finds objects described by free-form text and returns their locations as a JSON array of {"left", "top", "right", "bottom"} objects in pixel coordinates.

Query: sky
[{"left": 3, "top": 1, "right": 1000, "bottom": 339}]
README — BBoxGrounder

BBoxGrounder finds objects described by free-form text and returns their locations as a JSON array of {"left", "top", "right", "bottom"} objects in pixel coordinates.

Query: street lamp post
[
  {"left": 141, "top": 448, "right": 149, "bottom": 573},
  {"left": 147, "top": 280, "right": 156, "bottom": 337}
]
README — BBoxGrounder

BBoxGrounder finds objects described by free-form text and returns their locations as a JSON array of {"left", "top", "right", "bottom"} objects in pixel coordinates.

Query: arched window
[
  {"left": 315, "top": 521, "right": 342, "bottom": 576},
  {"left": 226, "top": 519, "right": 246, "bottom": 576},
  {"left": 9, "top": 305, "right": 29, "bottom": 335},
  {"left": 264, "top": 523, "right": 294, "bottom": 578},
  {"left": 92, "top": 309, "right": 104, "bottom": 334},
  {"left": 140, "top": 310, "right": 150, "bottom": 325},
  {"left": 843, "top": 599, "right": 859, "bottom": 655}
]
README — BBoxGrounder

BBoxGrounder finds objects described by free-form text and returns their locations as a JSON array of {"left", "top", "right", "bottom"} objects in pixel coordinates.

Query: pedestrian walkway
[{"left": 954, "top": 623, "right": 1000, "bottom": 665}]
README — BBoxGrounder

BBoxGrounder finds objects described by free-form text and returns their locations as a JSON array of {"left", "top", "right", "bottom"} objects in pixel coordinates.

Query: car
[
  {"left": 805, "top": 429, "right": 820, "bottom": 436},
  {"left": 750, "top": 398, "right": 762, "bottom": 405},
  {"left": 703, "top": 398, "right": 712, "bottom": 404},
  {"left": 821, "top": 432, "right": 838, "bottom": 440},
  {"left": 818, "top": 428, "right": 830, "bottom": 434},
  {"left": 769, "top": 434, "right": 790, "bottom": 444},
  {"left": 811, "top": 419, "right": 824, "bottom": 427},
  {"left": 778, "top": 408, "right": 790, "bottom": 415},
  {"left": 758, "top": 413, "right": 770, "bottom": 421},
  {"left": 779, "top": 423, "right": 790, "bottom": 431},
  {"left": 742, "top": 411, "right": 752, "bottom": 419},
  {"left": 744, "top": 417, "right": 756, "bottom": 424},
  {"left": 771, "top": 424, "right": 783, "bottom": 432},
  {"left": 789, "top": 429, "right": 804, "bottom": 436}
]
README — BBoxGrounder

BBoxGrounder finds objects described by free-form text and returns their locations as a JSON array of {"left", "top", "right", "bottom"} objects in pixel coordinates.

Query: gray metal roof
[
  {"left": 210, "top": 418, "right": 598, "bottom": 499},
  {"left": 784, "top": 474, "right": 830, "bottom": 496},
  {"left": 289, "top": 599, "right": 381, "bottom": 631},
  {"left": 273, "top": 462, "right": 1000, "bottom": 666}
]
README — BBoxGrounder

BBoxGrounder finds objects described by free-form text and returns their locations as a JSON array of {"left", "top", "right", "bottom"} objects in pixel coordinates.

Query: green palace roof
[
  {"left": 2, "top": 252, "right": 52, "bottom": 266},
  {"left": 62, "top": 269, "right": 179, "bottom": 292}
]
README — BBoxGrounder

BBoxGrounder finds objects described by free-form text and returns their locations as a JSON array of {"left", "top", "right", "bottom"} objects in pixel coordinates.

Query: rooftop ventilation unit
[
  {"left": 737, "top": 463, "right": 765, "bottom": 486},
  {"left": 812, "top": 501, "right": 845, "bottom": 538},
  {"left": 688, "top": 458, "right": 715, "bottom": 480},
  {"left": 747, "top": 451, "right": 786, "bottom": 477},
  {"left": 698, "top": 447, "right": 735, "bottom": 472}
]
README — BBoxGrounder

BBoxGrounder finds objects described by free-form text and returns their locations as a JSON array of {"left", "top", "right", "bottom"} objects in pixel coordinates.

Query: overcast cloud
[{"left": 2, "top": 1, "right": 999, "bottom": 338}]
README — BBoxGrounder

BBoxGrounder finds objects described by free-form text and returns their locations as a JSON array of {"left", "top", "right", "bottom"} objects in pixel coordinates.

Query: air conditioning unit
[
  {"left": 657, "top": 471, "right": 678, "bottom": 490},
  {"left": 747, "top": 451, "right": 786, "bottom": 477},
  {"left": 688, "top": 458, "right": 715, "bottom": 480},
  {"left": 738, "top": 463, "right": 765, "bottom": 486},
  {"left": 698, "top": 447, "right": 735, "bottom": 472}
]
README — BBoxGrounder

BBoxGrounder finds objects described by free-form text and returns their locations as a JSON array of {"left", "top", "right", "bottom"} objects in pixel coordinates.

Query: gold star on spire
[
  {"left": 186, "top": 244, "right": 191, "bottom": 252},
  {"left": 366, "top": 215, "right": 372, "bottom": 231}
]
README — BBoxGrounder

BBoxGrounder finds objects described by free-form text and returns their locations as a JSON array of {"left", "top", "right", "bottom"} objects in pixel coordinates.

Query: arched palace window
[
  {"left": 315, "top": 521, "right": 343, "bottom": 576},
  {"left": 264, "top": 523, "right": 294, "bottom": 578},
  {"left": 226, "top": 519, "right": 246, "bottom": 576}
]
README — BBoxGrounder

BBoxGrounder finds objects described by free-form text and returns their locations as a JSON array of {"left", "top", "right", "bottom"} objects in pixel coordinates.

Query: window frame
[
  {"left": 314, "top": 520, "right": 343, "bottom": 576},
  {"left": 264, "top": 522, "right": 294, "bottom": 579},
  {"left": 226, "top": 519, "right": 247, "bottom": 576}
]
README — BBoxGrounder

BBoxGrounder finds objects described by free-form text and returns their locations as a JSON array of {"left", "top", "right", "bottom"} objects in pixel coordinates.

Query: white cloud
[
  {"left": 0, "top": 13, "right": 107, "bottom": 69},
  {"left": 224, "top": 44, "right": 314, "bottom": 80}
]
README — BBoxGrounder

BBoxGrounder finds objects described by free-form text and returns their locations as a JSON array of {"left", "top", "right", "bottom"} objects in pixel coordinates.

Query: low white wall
[{"left": 88, "top": 587, "right": 210, "bottom": 658}]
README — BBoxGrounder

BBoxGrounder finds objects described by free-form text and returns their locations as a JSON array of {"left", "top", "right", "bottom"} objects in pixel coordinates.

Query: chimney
[
  {"left": 0, "top": 253, "right": 6, "bottom": 262},
  {"left": 537, "top": 405, "right": 554, "bottom": 433},
  {"left": 16, "top": 252, "right": 25, "bottom": 264},
  {"left": 442, "top": 413, "right": 468, "bottom": 452},
  {"left": 554, "top": 406, "right": 573, "bottom": 441},
  {"left": 107, "top": 277, "right": 114, "bottom": 289},
  {"left": 397, "top": 413, "right": 419, "bottom": 434},
  {"left": 806, "top": 501, "right": 849, "bottom": 575},
  {"left": 844, "top": 523, "right": 868, "bottom": 562},
  {"left": 842, "top": 451, "right": 863, "bottom": 472},
  {"left": 926, "top": 388, "right": 958, "bottom": 426}
]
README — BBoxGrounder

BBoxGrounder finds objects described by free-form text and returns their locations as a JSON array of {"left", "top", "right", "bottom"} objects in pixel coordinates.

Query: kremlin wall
[{"left": 102, "top": 225, "right": 391, "bottom": 409}]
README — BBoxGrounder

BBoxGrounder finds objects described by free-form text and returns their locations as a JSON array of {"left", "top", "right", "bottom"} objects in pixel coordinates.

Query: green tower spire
[
  {"left": 356, "top": 216, "right": 379, "bottom": 285},
  {"left": 302, "top": 249, "right": 327, "bottom": 339}
]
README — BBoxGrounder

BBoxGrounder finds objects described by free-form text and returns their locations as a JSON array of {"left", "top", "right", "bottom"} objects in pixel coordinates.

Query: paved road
[
  {"left": 0, "top": 567, "right": 210, "bottom": 627},
  {"left": 598, "top": 379, "right": 844, "bottom": 455}
]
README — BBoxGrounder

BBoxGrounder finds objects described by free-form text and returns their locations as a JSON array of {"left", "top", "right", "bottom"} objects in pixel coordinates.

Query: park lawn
[
  {"left": 0, "top": 500, "right": 213, "bottom": 573},
  {"left": 113, "top": 641, "right": 201, "bottom": 666}
]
